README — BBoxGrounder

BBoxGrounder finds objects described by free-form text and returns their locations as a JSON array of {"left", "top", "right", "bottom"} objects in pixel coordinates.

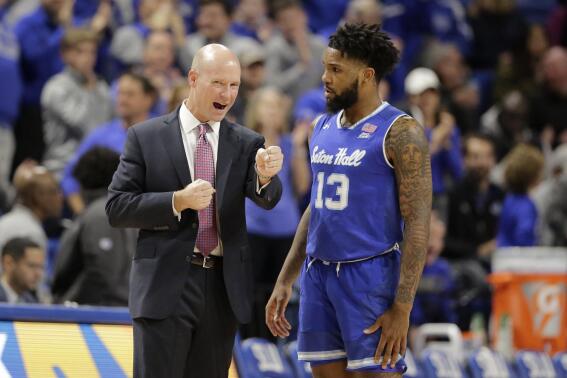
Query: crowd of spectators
[{"left": 0, "top": 0, "right": 566, "bottom": 348}]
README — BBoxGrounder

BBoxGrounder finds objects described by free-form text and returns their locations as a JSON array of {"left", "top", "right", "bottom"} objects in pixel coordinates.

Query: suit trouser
[{"left": 133, "top": 262, "right": 238, "bottom": 378}]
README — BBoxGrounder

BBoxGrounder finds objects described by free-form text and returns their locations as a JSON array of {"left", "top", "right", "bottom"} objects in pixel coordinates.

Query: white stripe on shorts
[
  {"left": 347, "top": 354, "right": 403, "bottom": 370},
  {"left": 298, "top": 350, "right": 347, "bottom": 361}
]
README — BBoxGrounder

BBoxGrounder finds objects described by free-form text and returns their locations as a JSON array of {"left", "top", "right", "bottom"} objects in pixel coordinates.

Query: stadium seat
[
  {"left": 413, "top": 323, "right": 466, "bottom": 364},
  {"left": 237, "top": 338, "right": 295, "bottom": 378},
  {"left": 468, "top": 347, "right": 516, "bottom": 378},
  {"left": 285, "top": 340, "right": 312, "bottom": 378},
  {"left": 515, "top": 350, "right": 557, "bottom": 378},
  {"left": 404, "top": 348, "right": 425, "bottom": 378},
  {"left": 553, "top": 352, "right": 567, "bottom": 378},
  {"left": 421, "top": 348, "right": 468, "bottom": 378}
]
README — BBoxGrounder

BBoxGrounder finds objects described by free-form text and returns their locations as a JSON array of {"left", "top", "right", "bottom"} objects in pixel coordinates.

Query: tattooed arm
[
  {"left": 364, "top": 116, "right": 432, "bottom": 369},
  {"left": 388, "top": 116, "right": 432, "bottom": 308}
]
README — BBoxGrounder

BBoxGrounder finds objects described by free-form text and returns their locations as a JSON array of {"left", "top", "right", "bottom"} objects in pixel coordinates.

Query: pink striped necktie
[{"left": 195, "top": 123, "right": 218, "bottom": 256}]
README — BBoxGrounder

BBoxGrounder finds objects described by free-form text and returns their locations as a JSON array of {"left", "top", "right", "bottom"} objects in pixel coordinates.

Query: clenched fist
[
  {"left": 174, "top": 179, "right": 216, "bottom": 212},
  {"left": 255, "top": 146, "right": 283, "bottom": 184}
]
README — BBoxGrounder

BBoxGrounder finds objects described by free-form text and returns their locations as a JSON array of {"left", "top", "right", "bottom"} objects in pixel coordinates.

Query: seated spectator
[
  {"left": 179, "top": 0, "right": 256, "bottom": 70},
  {"left": 61, "top": 72, "right": 157, "bottom": 214},
  {"left": 497, "top": 143, "right": 544, "bottom": 247},
  {"left": 0, "top": 237, "right": 45, "bottom": 304},
  {"left": 404, "top": 67, "right": 463, "bottom": 214},
  {"left": 0, "top": 163, "right": 62, "bottom": 252},
  {"left": 52, "top": 148, "right": 135, "bottom": 306},
  {"left": 411, "top": 211, "right": 456, "bottom": 327},
  {"left": 264, "top": 0, "right": 326, "bottom": 102},
  {"left": 41, "top": 27, "right": 113, "bottom": 176}
]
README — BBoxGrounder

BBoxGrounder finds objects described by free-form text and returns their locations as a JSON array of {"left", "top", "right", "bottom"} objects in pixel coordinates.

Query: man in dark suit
[
  {"left": 0, "top": 237, "right": 44, "bottom": 304},
  {"left": 106, "top": 43, "right": 283, "bottom": 378}
]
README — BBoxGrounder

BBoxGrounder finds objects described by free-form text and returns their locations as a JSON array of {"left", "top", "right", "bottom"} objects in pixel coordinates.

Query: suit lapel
[
  {"left": 216, "top": 120, "right": 237, "bottom": 209},
  {"left": 160, "top": 110, "right": 191, "bottom": 187}
]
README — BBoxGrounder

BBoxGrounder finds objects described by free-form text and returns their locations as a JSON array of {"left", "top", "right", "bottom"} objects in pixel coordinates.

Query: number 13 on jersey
[{"left": 314, "top": 172, "right": 349, "bottom": 210}]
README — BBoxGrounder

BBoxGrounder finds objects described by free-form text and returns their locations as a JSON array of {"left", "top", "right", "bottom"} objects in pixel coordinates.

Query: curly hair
[
  {"left": 504, "top": 143, "right": 544, "bottom": 194},
  {"left": 329, "top": 23, "right": 400, "bottom": 82}
]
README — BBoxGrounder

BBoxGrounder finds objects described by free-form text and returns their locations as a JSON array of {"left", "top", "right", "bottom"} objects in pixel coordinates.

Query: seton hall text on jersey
[{"left": 311, "top": 146, "right": 367, "bottom": 167}]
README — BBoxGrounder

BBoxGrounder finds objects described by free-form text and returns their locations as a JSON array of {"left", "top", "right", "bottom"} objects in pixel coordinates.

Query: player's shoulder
[
  {"left": 388, "top": 114, "right": 424, "bottom": 138},
  {"left": 311, "top": 112, "right": 337, "bottom": 131}
]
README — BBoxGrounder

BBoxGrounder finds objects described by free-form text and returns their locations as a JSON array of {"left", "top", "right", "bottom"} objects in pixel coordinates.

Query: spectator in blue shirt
[
  {"left": 61, "top": 72, "right": 157, "bottom": 215},
  {"left": 301, "top": 0, "right": 348, "bottom": 33},
  {"left": 417, "top": 0, "right": 472, "bottom": 56},
  {"left": 497, "top": 143, "right": 544, "bottom": 247},
  {"left": 12, "top": 0, "right": 70, "bottom": 166}
]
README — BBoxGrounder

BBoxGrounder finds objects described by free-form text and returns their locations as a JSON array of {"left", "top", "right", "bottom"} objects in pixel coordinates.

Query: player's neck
[{"left": 342, "top": 96, "right": 383, "bottom": 126}]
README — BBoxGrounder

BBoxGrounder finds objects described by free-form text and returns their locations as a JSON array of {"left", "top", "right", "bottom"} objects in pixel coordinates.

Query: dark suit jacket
[
  {"left": 0, "top": 284, "right": 38, "bottom": 304},
  {"left": 105, "top": 110, "right": 282, "bottom": 323}
]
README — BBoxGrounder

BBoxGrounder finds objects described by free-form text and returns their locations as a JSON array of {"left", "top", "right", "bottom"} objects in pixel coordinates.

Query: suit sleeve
[
  {"left": 245, "top": 136, "right": 282, "bottom": 210},
  {"left": 105, "top": 127, "right": 179, "bottom": 229}
]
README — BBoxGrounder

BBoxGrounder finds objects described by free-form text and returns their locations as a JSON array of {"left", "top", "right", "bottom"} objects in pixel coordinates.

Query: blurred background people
[
  {"left": 41, "top": 27, "right": 112, "bottom": 176},
  {"left": 61, "top": 72, "right": 157, "bottom": 214},
  {"left": 497, "top": 143, "right": 544, "bottom": 247},
  {"left": 240, "top": 87, "right": 310, "bottom": 340},
  {"left": 52, "top": 147, "right": 135, "bottom": 306},
  {"left": 0, "top": 164, "right": 62, "bottom": 252},
  {"left": 264, "top": 0, "right": 325, "bottom": 102},
  {"left": 179, "top": 0, "right": 256, "bottom": 70},
  {"left": 404, "top": 67, "right": 463, "bottom": 216}
]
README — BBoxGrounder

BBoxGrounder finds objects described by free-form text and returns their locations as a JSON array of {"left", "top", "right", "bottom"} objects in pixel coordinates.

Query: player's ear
[{"left": 362, "top": 67, "right": 375, "bottom": 84}]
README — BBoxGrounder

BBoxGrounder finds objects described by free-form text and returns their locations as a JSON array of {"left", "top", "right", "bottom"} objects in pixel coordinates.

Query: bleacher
[{"left": 234, "top": 326, "right": 567, "bottom": 378}]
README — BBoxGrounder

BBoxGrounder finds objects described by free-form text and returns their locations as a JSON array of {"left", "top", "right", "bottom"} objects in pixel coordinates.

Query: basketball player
[{"left": 266, "top": 23, "right": 432, "bottom": 377}]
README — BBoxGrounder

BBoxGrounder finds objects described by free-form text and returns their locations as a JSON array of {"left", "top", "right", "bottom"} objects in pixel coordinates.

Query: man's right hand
[
  {"left": 174, "top": 179, "right": 215, "bottom": 212},
  {"left": 266, "top": 282, "right": 293, "bottom": 338}
]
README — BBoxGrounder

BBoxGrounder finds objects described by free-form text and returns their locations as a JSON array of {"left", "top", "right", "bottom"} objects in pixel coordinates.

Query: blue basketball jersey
[{"left": 307, "top": 102, "right": 408, "bottom": 261}]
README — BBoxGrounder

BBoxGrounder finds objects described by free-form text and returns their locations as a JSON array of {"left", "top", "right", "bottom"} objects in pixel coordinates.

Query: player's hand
[
  {"left": 174, "top": 179, "right": 215, "bottom": 212},
  {"left": 255, "top": 146, "right": 283, "bottom": 181},
  {"left": 364, "top": 302, "right": 411, "bottom": 369},
  {"left": 266, "top": 282, "right": 292, "bottom": 338}
]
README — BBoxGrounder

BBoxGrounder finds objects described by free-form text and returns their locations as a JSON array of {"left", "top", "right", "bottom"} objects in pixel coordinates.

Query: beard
[{"left": 326, "top": 80, "right": 359, "bottom": 113}]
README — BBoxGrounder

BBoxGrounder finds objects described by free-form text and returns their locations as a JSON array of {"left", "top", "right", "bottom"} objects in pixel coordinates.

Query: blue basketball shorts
[{"left": 297, "top": 251, "right": 407, "bottom": 373}]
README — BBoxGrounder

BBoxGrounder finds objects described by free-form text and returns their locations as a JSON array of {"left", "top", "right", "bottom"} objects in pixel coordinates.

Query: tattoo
[{"left": 385, "top": 116, "right": 432, "bottom": 305}]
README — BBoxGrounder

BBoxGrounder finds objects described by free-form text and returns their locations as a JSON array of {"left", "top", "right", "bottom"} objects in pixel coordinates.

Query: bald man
[{"left": 106, "top": 44, "right": 283, "bottom": 378}]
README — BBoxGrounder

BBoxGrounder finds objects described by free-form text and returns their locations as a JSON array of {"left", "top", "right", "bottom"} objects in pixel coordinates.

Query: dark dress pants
[{"left": 133, "top": 262, "right": 238, "bottom": 378}]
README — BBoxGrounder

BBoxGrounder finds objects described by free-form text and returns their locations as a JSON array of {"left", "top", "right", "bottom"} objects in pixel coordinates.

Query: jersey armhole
[{"left": 382, "top": 114, "right": 412, "bottom": 169}]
